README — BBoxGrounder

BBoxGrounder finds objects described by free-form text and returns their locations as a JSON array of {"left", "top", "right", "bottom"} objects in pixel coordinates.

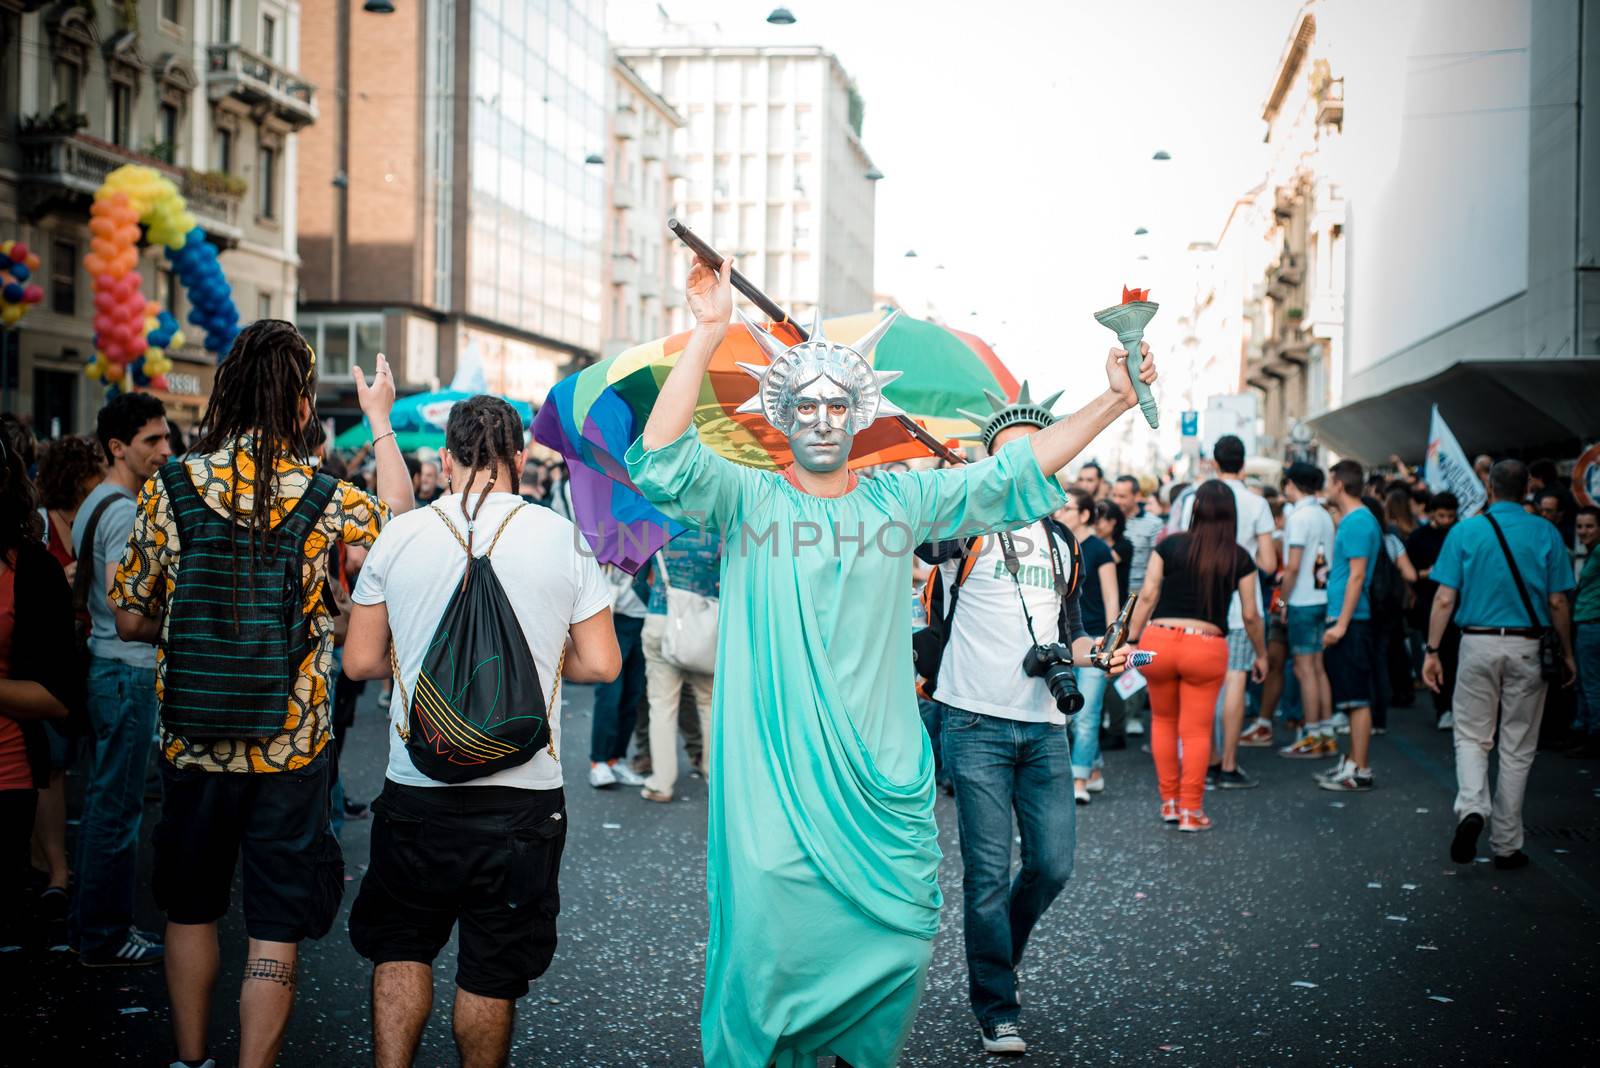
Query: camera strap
[{"left": 999, "top": 520, "right": 1070, "bottom": 647}]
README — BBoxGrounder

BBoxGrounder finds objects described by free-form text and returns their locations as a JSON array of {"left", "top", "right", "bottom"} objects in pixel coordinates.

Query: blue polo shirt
[
  {"left": 1430, "top": 502, "right": 1574, "bottom": 627},
  {"left": 1326, "top": 505, "right": 1381, "bottom": 622}
]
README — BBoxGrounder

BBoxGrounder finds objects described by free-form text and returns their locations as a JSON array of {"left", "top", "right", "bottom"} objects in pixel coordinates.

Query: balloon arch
[{"left": 83, "top": 164, "right": 241, "bottom": 394}]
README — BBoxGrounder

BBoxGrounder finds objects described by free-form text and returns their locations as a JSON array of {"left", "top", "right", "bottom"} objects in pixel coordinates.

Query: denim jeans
[
  {"left": 1068, "top": 666, "right": 1109, "bottom": 779},
  {"left": 1574, "top": 623, "right": 1600, "bottom": 736},
  {"left": 917, "top": 698, "right": 951, "bottom": 790},
  {"left": 940, "top": 703, "right": 1076, "bottom": 1027},
  {"left": 590, "top": 614, "right": 646, "bottom": 763},
  {"left": 73, "top": 656, "right": 159, "bottom": 955}
]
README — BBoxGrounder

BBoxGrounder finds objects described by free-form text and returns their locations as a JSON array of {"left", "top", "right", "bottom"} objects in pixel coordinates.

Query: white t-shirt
[
  {"left": 936, "top": 524, "right": 1072, "bottom": 725},
  {"left": 1283, "top": 497, "right": 1335, "bottom": 607},
  {"left": 352, "top": 492, "right": 611, "bottom": 791},
  {"left": 1173, "top": 478, "right": 1274, "bottom": 629}
]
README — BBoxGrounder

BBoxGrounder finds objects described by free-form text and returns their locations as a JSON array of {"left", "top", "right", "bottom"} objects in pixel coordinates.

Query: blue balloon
[
  {"left": 2, "top": 283, "right": 22, "bottom": 303},
  {"left": 8, "top": 263, "right": 29, "bottom": 283},
  {"left": 188, "top": 309, "right": 206, "bottom": 327}
]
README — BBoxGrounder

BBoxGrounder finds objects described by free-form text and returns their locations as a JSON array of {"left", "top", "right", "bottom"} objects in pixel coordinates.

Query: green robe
[{"left": 625, "top": 425, "right": 1066, "bottom": 1067}]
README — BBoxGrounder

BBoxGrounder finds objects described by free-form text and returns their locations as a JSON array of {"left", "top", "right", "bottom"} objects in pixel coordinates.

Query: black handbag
[{"left": 1484, "top": 514, "right": 1563, "bottom": 682}]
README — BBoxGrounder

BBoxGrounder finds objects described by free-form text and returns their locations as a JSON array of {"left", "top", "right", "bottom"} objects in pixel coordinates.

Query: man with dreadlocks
[
  {"left": 626, "top": 259, "right": 1158, "bottom": 1068},
  {"left": 112, "top": 320, "right": 413, "bottom": 1068}
]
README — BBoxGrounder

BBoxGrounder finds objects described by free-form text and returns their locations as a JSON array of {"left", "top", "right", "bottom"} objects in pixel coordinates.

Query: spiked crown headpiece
[
  {"left": 734, "top": 307, "right": 906, "bottom": 435},
  {"left": 956, "top": 381, "right": 1065, "bottom": 452}
]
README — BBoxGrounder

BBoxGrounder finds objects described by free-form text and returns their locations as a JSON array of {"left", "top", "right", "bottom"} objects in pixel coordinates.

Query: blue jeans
[
  {"left": 1068, "top": 666, "right": 1109, "bottom": 779},
  {"left": 941, "top": 704, "right": 1076, "bottom": 1027},
  {"left": 917, "top": 698, "right": 952, "bottom": 790},
  {"left": 73, "top": 656, "right": 159, "bottom": 955},
  {"left": 1575, "top": 623, "right": 1600, "bottom": 736},
  {"left": 590, "top": 614, "right": 646, "bottom": 763}
]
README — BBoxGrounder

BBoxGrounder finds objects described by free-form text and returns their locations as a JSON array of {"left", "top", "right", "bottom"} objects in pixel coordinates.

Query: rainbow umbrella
[{"left": 534, "top": 309, "right": 1020, "bottom": 572}]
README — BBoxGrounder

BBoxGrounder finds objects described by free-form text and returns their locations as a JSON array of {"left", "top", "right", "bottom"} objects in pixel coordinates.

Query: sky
[{"left": 609, "top": 0, "right": 1305, "bottom": 413}]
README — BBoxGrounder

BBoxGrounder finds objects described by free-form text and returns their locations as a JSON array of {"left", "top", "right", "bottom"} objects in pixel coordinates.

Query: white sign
[
  {"left": 1423, "top": 405, "right": 1486, "bottom": 518},
  {"left": 1113, "top": 665, "right": 1147, "bottom": 699}
]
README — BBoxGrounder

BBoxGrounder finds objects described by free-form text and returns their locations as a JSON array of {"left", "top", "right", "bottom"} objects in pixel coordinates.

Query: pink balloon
[
  {"left": 94, "top": 313, "right": 114, "bottom": 333},
  {"left": 95, "top": 273, "right": 117, "bottom": 290},
  {"left": 127, "top": 335, "right": 148, "bottom": 356},
  {"left": 9, "top": 243, "right": 28, "bottom": 264},
  {"left": 22, "top": 286, "right": 41, "bottom": 304},
  {"left": 150, "top": 374, "right": 170, "bottom": 391}
]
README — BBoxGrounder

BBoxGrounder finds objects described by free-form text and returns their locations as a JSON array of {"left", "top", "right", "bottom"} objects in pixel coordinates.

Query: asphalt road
[{"left": 6, "top": 683, "right": 1598, "bottom": 1067}]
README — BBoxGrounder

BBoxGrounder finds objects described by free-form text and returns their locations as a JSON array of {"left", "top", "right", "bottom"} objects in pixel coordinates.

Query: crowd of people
[{"left": 0, "top": 276, "right": 1592, "bottom": 1067}]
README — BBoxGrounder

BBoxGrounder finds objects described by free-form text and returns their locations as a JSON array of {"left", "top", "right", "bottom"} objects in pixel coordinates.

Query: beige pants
[
  {"left": 641, "top": 614, "right": 715, "bottom": 797},
  {"left": 1452, "top": 634, "right": 1548, "bottom": 856}
]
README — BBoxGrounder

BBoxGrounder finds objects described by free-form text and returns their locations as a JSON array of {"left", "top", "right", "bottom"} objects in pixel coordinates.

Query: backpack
[
  {"left": 1367, "top": 535, "right": 1407, "bottom": 624},
  {"left": 157, "top": 462, "right": 337, "bottom": 741},
  {"left": 390, "top": 503, "right": 561, "bottom": 784}
]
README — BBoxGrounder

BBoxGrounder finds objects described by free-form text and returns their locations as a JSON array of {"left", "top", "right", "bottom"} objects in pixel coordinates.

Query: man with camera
[{"left": 919, "top": 389, "right": 1129, "bottom": 1057}]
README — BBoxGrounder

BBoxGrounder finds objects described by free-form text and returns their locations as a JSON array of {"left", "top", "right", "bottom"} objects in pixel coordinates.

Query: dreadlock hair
[
  {"left": 0, "top": 421, "right": 42, "bottom": 566},
  {"left": 190, "top": 320, "right": 316, "bottom": 625},
  {"left": 444, "top": 395, "right": 525, "bottom": 559}
]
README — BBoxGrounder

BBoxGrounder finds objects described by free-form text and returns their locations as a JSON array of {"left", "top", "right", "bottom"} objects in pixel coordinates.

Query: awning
[{"left": 1308, "top": 358, "right": 1600, "bottom": 464}]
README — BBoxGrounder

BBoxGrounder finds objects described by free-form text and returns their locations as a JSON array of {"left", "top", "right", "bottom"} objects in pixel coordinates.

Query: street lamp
[
  {"left": 363, "top": 0, "right": 396, "bottom": 13},
  {"left": 904, "top": 249, "right": 917, "bottom": 258},
  {"left": 1152, "top": 149, "right": 1172, "bottom": 160},
  {"left": 767, "top": 7, "right": 797, "bottom": 25},
  {"left": 1133, "top": 226, "right": 1148, "bottom": 235},
  {"left": 584, "top": 153, "right": 604, "bottom": 165},
  {"left": 865, "top": 167, "right": 884, "bottom": 181}
]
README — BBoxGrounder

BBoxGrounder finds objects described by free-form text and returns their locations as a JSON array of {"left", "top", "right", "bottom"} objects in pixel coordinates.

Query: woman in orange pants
[{"left": 1129, "top": 481, "right": 1267, "bottom": 831}]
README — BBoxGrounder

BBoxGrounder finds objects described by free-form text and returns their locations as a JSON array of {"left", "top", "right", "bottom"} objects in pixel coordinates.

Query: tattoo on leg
[{"left": 243, "top": 958, "right": 297, "bottom": 986}]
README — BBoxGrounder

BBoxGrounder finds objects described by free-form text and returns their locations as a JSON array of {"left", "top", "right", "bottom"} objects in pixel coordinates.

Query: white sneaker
[
  {"left": 1437, "top": 712, "right": 1454, "bottom": 730},
  {"left": 611, "top": 762, "right": 646, "bottom": 787},
  {"left": 1126, "top": 718, "right": 1145, "bottom": 736},
  {"left": 588, "top": 762, "right": 617, "bottom": 789},
  {"left": 170, "top": 1061, "right": 217, "bottom": 1068},
  {"left": 1331, "top": 712, "right": 1351, "bottom": 735},
  {"left": 981, "top": 1020, "right": 1027, "bottom": 1055},
  {"left": 1315, "top": 756, "right": 1352, "bottom": 783},
  {"left": 1074, "top": 782, "right": 1091, "bottom": 805},
  {"left": 1086, "top": 774, "right": 1106, "bottom": 794}
]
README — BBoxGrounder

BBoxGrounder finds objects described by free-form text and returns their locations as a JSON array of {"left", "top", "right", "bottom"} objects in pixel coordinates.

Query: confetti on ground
[
  {"left": 1386, "top": 915, "right": 1408, "bottom": 922},
  {"left": 1402, "top": 883, "right": 1418, "bottom": 891},
  {"left": 119, "top": 1007, "right": 148, "bottom": 1015},
  {"left": 1553, "top": 848, "right": 1570, "bottom": 855},
  {"left": 1367, "top": 882, "right": 1383, "bottom": 889},
  {"left": 1417, "top": 945, "right": 1439, "bottom": 951},
  {"left": 1135, "top": 892, "right": 1147, "bottom": 900},
  {"left": 602, "top": 823, "right": 622, "bottom": 830},
  {"left": 1329, "top": 801, "right": 1347, "bottom": 808},
  {"left": 1415, "top": 807, "right": 1430, "bottom": 813},
  {"left": 1428, "top": 996, "right": 1454, "bottom": 1004},
  {"left": 1291, "top": 981, "right": 1319, "bottom": 989},
  {"left": 1474, "top": 857, "right": 1491, "bottom": 864},
  {"left": 1306, "top": 943, "right": 1321, "bottom": 949}
]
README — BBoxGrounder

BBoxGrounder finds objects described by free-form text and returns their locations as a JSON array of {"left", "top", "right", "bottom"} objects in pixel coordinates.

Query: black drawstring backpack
[{"left": 390, "top": 503, "right": 563, "bottom": 783}]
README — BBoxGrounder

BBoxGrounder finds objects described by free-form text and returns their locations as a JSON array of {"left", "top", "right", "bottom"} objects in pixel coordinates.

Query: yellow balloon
[
  {"left": 1, "top": 304, "right": 22, "bottom": 325},
  {"left": 169, "top": 330, "right": 187, "bottom": 351}
]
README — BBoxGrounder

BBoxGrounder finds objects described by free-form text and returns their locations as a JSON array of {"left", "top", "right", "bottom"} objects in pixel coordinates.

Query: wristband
[
  {"left": 1424, "top": 645, "right": 1440, "bottom": 655},
  {"left": 371, "top": 429, "right": 397, "bottom": 447}
]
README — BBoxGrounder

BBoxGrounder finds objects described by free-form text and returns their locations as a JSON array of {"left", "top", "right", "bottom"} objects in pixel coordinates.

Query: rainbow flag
[{"left": 533, "top": 310, "right": 1019, "bottom": 572}]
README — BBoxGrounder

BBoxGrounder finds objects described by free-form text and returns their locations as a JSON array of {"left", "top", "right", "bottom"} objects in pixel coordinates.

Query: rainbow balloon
[
  {"left": 83, "top": 165, "right": 241, "bottom": 395},
  {"left": 0, "top": 240, "right": 44, "bottom": 327}
]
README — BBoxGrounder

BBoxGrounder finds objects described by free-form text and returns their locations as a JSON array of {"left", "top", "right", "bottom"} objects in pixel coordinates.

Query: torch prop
[{"left": 1094, "top": 287, "right": 1160, "bottom": 429}]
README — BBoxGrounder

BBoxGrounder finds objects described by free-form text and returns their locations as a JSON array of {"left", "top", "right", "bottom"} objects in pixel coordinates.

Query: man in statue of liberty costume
[{"left": 625, "top": 258, "right": 1158, "bottom": 1067}]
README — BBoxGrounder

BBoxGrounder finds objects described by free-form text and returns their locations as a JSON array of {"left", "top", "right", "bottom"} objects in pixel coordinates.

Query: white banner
[
  {"left": 1423, "top": 405, "right": 1486, "bottom": 518},
  {"left": 1113, "top": 665, "right": 1148, "bottom": 699}
]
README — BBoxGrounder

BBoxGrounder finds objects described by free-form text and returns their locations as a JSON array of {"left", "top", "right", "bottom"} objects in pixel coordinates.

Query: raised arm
[
  {"left": 354, "top": 352, "right": 413, "bottom": 516},
  {"left": 1028, "top": 343, "right": 1158, "bottom": 477},
  {"left": 642, "top": 258, "right": 732, "bottom": 451}
]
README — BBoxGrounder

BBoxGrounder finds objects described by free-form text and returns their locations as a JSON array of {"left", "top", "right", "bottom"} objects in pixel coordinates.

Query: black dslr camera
[{"left": 1021, "top": 643, "right": 1083, "bottom": 716}]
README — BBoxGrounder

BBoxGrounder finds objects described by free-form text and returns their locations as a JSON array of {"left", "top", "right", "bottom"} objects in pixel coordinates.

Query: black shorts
[
  {"left": 1324, "top": 618, "right": 1375, "bottom": 711},
  {"left": 349, "top": 782, "right": 567, "bottom": 1001},
  {"left": 153, "top": 753, "right": 343, "bottom": 943}
]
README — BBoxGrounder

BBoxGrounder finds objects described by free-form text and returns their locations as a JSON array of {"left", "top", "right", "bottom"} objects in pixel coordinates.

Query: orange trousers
[{"left": 1139, "top": 625, "right": 1228, "bottom": 811}]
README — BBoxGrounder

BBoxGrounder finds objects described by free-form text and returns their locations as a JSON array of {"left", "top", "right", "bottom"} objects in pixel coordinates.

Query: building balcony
[
  {"left": 613, "top": 109, "right": 639, "bottom": 141},
  {"left": 637, "top": 270, "right": 661, "bottom": 299},
  {"left": 16, "top": 132, "right": 244, "bottom": 247},
  {"left": 611, "top": 182, "right": 636, "bottom": 212},
  {"left": 1316, "top": 78, "right": 1345, "bottom": 129},
  {"left": 610, "top": 254, "right": 639, "bottom": 288},
  {"left": 640, "top": 130, "right": 665, "bottom": 162},
  {"left": 206, "top": 44, "right": 317, "bottom": 129}
]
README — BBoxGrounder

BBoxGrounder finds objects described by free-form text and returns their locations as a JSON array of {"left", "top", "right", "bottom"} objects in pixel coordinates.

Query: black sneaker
[
  {"left": 81, "top": 927, "right": 164, "bottom": 968},
  {"left": 980, "top": 1020, "right": 1027, "bottom": 1056},
  {"left": 1218, "top": 767, "right": 1258, "bottom": 790},
  {"left": 1450, "top": 813, "right": 1484, "bottom": 864},
  {"left": 342, "top": 798, "right": 370, "bottom": 819},
  {"left": 1493, "top": 850, "right": 1530, "bottom": 871},
  {"left": 1205, "top": 765, "right": 1220, "bottom": 790}
]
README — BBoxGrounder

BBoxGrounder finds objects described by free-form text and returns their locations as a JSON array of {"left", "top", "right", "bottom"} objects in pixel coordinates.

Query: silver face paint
[
  {"left": 787, "top": 375, "right": 855, "bottom": 473},
  {"left": 734, "top": 307, "right": 906, "bottom": 451}
]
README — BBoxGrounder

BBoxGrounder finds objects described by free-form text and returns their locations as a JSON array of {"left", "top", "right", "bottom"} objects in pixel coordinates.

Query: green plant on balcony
[
  {"left": 115, "top": 0, "right": 139, "bottom": 34},
  {"left": 1286, "top": 307, "right": 1305, "bottom": 320},
  {"left": 183, "top": 168, "right": 248, "bottom": 198},
  {"left": 19, "top": 104, "right": 90, "bottom": 137},
  {"left": 144, "top": 139, "right": 176, "bottom": 164}
]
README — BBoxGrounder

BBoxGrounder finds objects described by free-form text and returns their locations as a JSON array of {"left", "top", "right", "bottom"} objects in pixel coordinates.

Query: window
[
  {"left": 162, "top": 0, "right": 181, "bottom": 22},
  {"left": 52, "top": 61, "right": 80, "bottom": 112},
  {"left": 158, "top": 104, "right": 180, "bottom": 162},
  {"left": 111, "top": 83, "right": 133, "bottom": 148},
  {"left": 257, "top": 292, "right": 272, "bottom": 320},
  {"left": 257, "top": 144, "right": 276, "bottom": 218},
  {"left": 50, "top": 240, "right": 77, "bottom": 316},
  {"left": 158, "top": 269, "right": 180, "bottom": 322},
  {"left": 213, "top": 127, "right": 232, "bottom": 172},
  {"left": 215, "top": 0, "right": 234, "bottom": 42},
  {"left": 260, "top": 14, "right": 276, "bottom": 59}
]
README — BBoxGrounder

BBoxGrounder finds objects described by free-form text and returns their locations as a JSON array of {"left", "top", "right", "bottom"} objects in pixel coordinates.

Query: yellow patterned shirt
[{"left": 112, "top": 437, "right": 390, "bottom": 773}]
